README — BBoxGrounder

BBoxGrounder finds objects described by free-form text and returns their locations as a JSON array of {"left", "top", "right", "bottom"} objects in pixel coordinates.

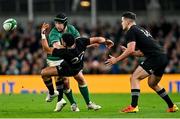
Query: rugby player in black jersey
[
  {"left": 41, "top": 23, "right": 114, "bottom": 112},
  {"left": 105, "top": 11, "right": 179, "bottom": 113}
]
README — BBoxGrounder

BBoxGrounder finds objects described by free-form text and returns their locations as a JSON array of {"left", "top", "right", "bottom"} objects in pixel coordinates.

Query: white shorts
[{"left": 46, "top": 59, "right": 64, "bottom": 67}]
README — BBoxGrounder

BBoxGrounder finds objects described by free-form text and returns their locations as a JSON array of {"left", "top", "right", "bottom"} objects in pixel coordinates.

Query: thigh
[
  {"left": 153, "top": 55, "right": 169, "bottom": 77},
  {"left": 139, "top": 58, "right": 156, "bottom": 75},
  {"left": 56, "top": 65, "right": 70, "bottom": 76},
  {"left": 42, "top": 66, "right": 59, "bottom": 76},
  {"left": 140, "top": 55, "right": 168, "bottom": 77},
  {"left": 56, "top": 64, "right": 78, "bottom": 77},
  {"left": 132, "top": 65, "right": 150, "bottom": 80},
  {"left": 47, "top": 59, "right": 64, "bottom": 80},
  {"left": 63, "top": 77, "right": 70, "bottom": 89}
]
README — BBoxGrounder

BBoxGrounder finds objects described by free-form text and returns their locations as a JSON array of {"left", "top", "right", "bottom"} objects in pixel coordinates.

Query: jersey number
[
  {"left": 140, "top": 29, "right": 152, "bottom": 37},
  {"left": 71, "top": 51, "right": 85, "bottom": 64}
]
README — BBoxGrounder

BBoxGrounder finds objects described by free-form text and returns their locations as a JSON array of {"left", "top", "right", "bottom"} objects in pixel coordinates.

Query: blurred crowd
[{"left": 0, "top": 18, "right": 180, "bottom": 75}]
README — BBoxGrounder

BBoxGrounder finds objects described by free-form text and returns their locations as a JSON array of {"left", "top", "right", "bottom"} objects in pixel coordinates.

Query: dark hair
[
  {"left": 122, "top": 11, "right": 136, "bottom": 20},
  {"left": 62, "top": 33, "right": 75, "bottom": 47},
  {"left": 54, "top": 12, "right": 68, "bottom": 27}
]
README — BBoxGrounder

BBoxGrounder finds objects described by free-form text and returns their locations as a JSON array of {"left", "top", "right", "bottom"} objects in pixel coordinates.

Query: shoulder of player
[
  {"left": 49, "top": 27, "right": 57, "bottom": 33},
  {"left": 67, "top": 24, "right": 77, "bottom": 31},
  {"left": 126, "top": 25, "right": 138, "bottom": 34},
  {"left": 49, "top": 27, "right": 61, "bottom": 37},
  {"left": 130, "top": 25, "right": 138, "bottom": 30},
  {"left": 76, "top": 37, "right": 89, "bottom": 46},
  {"left": 67, "top": 24, "right": 75, "bottom": 28},
  {"left": 50, "top": 27, "right": 60, "bottom": 34}
]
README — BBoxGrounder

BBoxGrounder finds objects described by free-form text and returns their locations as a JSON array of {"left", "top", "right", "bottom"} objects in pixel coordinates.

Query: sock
[
  {"left": 79, "top": 85, "right": 90, "bottom": 105},
  {"left": 44, "top": 77, "right": 54, "bottom": 95},
  {"left": 64, "top": 89, "right": 76, "bottom": 105},
  {"left": 131, "top": 89, "right": 140, "bottom": 107},
  {"left": 156, "top": 88, "right": 174, "bottom": 108},
  {"left": 56, "top": 80, "right": 64, "bottom": 102}
]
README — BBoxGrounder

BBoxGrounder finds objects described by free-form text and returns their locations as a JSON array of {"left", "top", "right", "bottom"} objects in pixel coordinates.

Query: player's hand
[
  {"left": 120, "top": 45, "right": 127, "bottom": 52},
  {"left": 105, "top": 39, "right": 114, "bottom": 49},
  {"left": 105, "top": 55, "right": 117, "bottom": 66},
  {"left": 41, "top": 23, "right": 50, "bottom": 34}
]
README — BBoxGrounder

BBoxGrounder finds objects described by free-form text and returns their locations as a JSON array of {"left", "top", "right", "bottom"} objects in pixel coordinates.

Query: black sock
[
  {"left": 56, "top": 80, "right": 64, "bottom": 102},
  {"left": 131, "top": 89, "right": 140, "bottom": 107},
  {"left": 156, "top": 88, "right": 174, "bottom": 108},
  {"left": 44, "top": 78, "right": 54, "bottom": 95}
]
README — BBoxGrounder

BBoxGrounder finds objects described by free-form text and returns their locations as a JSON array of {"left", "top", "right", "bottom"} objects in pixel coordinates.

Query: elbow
[
  {"left": 45, "top": 49, "right": 51, "bottom": 54},
  {"left": 47, "top": 49, "right": 52, "bottom": 55},
  {"left": 47, "top": 51, "right": 52, "bottom": 55}
]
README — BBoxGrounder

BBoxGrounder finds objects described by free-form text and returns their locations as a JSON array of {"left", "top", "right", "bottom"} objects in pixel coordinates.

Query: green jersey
[{"left": 47, "top": 24, "right": 80, "bottom": 60}]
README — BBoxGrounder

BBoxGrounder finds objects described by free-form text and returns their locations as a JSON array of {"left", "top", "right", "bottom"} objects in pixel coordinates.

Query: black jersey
[
  {"left": 125, "top": 25, "right": 165, "bottom": 57},
  {"left": 52, "top": 37, "right": 90, "bottom": 71}
]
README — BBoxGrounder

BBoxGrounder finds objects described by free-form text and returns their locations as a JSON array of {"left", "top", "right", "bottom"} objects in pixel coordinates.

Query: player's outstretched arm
[
  {"left": 105, "top": 41, "right": 135, "bottom": 66},
  {"left": 89, "top": 37, "right": 114, "bottom": 49},
  {"left": 132, "top": 50, "right": 144, "bottom": 57},
  {"left": 41, "top": 23, "right": 54, "bottom": 55},
  {"left": 120, "top": 45, "right": 144, "bottom": 57}
]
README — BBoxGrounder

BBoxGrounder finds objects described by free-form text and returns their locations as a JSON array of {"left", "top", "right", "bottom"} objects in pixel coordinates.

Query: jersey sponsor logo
[
  {"left": 71, "top": 51, "right": 85, "bottom": 64},
  {"left": 57, "top": 65, "right": 62, "bottom": 71},
  {"left": 149, "top": 69, "right": 154, "bottom": 74}
]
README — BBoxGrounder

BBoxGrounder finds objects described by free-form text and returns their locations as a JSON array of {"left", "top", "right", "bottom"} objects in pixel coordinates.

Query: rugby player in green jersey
[{"left": 41, "top": 23, "right": 113, "bottom": 112}]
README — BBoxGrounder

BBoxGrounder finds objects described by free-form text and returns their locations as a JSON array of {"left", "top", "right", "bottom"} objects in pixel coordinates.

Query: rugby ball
[{"left": 3, "top": 18, "right": 17, "bottom": 31}]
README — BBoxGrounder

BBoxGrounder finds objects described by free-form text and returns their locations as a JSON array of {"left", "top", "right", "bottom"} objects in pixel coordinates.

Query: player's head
[
  {"left": 61, "top": 33, "right": 75, "bottom": 47},
  {"left": 54, "top": 12, "right": 68, "bottom": 32},
  {"left": 121, "top": 11, "right": 136, "bottom": 31}
]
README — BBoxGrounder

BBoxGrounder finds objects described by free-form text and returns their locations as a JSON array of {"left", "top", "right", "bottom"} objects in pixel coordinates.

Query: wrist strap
[{"left": 41, "top": 33, "right": 46, "bottom": 39}]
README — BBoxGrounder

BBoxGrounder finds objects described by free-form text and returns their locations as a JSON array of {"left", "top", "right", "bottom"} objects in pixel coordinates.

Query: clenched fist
[{"left": 41, "top": 23, "right": 50, "bottom": 34}]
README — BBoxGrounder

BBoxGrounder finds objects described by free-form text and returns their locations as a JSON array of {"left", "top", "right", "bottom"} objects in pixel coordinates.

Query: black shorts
[
  {"left": 56, "top": 61, "right": 81, "bottom": 77},
  {"left": 139, "top": 54, "right": 169, "bottom": 77}
]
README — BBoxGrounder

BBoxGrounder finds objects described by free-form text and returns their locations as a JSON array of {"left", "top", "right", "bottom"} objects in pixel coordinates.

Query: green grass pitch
[{"left": 0, "top": 93, "right": 179, "bottom": 118}]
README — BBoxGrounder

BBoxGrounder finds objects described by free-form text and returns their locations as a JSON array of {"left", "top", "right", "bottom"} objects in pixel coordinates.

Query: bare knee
[
  {"left": 41, "top": 69, "right": 50, "bottom": 79},
  {"left": 148, "top": 75, "right": 162, "bottom": 90},
  {"left": 130, "top": 75, "right": 141, "bottom": 83},
  {"left": 148, "top": 81, "right": 157, "bottom": 89},
  {"left": 77, "top": 78, "right": 86, "bottom": 85},
  {"left": 74, "top": 76, "right": 86, "bottom": 85},
  {"left": 148, "top": 81, "right": 153, "bottom": 88},
  {"left": 41, "top": 69, "right": 46, "bottom": 77}
]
